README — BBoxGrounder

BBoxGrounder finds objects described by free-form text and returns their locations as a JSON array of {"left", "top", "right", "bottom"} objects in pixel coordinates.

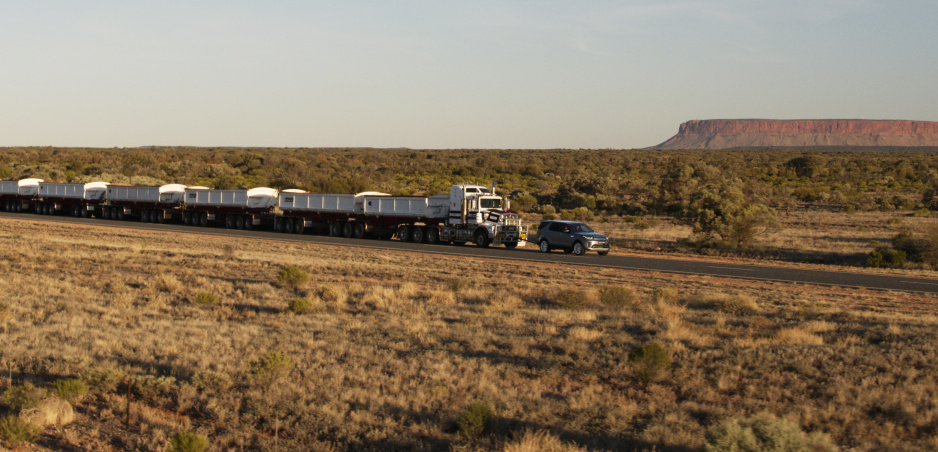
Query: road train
[{"left": 0, "top": 179, "right": 527, "bottom": 248}]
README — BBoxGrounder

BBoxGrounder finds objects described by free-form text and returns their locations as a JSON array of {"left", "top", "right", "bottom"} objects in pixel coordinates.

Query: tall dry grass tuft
[
  {"left": 501, "top": 430, "right": 589, "bottom": 452},
  {"left": 686, "top": 291, "right": 759, "bottom": 315}
]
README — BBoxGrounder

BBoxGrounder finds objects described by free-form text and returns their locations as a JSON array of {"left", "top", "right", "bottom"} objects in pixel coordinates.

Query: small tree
[
  {"left": 628, "top": 342, "right": 670, "bottom": 387},
  {"left": 278, "top": 265, "right": 309, "bottom": 291},
  {"left": 457, "top": 400, "right": 495, "bottom": 437},
  {"left": 247, "top": 351, "right": 293, "bottom": 388}
]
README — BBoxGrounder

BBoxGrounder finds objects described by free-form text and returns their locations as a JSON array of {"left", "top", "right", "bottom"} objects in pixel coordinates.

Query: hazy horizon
[{"left": 2, "top": 1, "right": 936, "bottom": 149}]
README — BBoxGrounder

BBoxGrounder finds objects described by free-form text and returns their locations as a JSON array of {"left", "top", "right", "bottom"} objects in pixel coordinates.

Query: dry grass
[{"left": 1, "top": 217, "right": 938, "bottom": 451}]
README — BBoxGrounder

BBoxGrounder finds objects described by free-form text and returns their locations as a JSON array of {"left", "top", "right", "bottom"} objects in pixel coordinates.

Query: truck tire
[
  {"left": 342, "top": 222, "right": 353, "bottom": 238},
  {"left": 274, "top": 218, "right": 283, "bottom": 232},
  {"left": 426, "top": 227, "right": 439, "bottom": 244},
  {"left": 234, "top": 215, "right": 244, "bottom": 230},
  {"left": 157, "top": 210, "right": 165, "bottom": 223},
  {"left": 199, "top": 214, "right": 208, "bottom": 227},
  {"left": 284, "top": 218, "right": 294, "bottom": 233},
  {"left": 411, "top": 227, "right": 425, "bottom": 243},
  {"left": 293, "top": 218, "right": 304, "bottom": 234},
  {"left": 398, "top": 225, "right": 409, "bottom": 242},
  {"left": 474, "top": 231, "right": 490, "bottom": 248},
  {"left": 352, "top": 222, "right": 365, "bottom": 239}
]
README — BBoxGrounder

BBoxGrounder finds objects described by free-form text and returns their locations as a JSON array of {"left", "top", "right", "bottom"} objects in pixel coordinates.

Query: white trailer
[
  {"left": 35, "top": 181, "right": 109, "bottom": 217},
  {"left": 102, "top": 184, "right": 187, "bottom": 223},
  {"left": 275, "top": 184, "right": 528, "bottom": 248},
  {"left": 182, "top": 187, "right": 278, "bottom": 229},
  {"left": 0, "top": 178, "right": 43, "bottom": 212}
]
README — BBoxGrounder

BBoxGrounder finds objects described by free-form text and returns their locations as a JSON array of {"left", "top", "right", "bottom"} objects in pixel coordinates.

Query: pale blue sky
[{"left": 1, "top": 1, "right": 935, "bottom": 149}]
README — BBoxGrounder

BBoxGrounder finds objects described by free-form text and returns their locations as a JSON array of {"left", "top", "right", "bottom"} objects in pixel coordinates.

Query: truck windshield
[{"left": 480, "top": 198, "right": 502, "bottom": 209}]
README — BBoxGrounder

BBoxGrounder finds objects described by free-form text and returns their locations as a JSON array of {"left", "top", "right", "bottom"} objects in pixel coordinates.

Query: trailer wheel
[
  {"left": 284, "top": 218, "right": 294, "bottom": 233},
  {"left": 398, "top": 225, "right": 409, "bottom": 242},
  {"left": 352, "top": 222, "right": 365, "bottom": 239},
  {"left": 293, "top": 218, "right": 304, "bottom": 234},
  {"left": 117, "top": 209, "right": 125, "bottom": 221},
  {"left": 474, "top": 231, "right": 490, "bottom": 248},
  {"left": 341, "top": 222, "right": 352, "bottom": 238},
  {"left": 411, "top": 227, "right": 425, "bottom": 243},
  {"left": 243, "top": 215, "right": 252, "bottom": 230},
  {"left": 426, "top": 227, "right": 439, "bottom": 244},
  {"left": 199, "top": 214, "right": 208, "bottom": 227},
  {"left": 156, "top": 210, "right": 165, "bottom": 223},
  {"left": 234, "top": 215, "right": 244, "bottom": 230}
]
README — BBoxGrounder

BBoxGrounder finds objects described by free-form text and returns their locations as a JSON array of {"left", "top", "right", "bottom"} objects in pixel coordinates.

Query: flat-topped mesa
[{"left": 655, "top": 119, "right": 938, "bottom": 149}]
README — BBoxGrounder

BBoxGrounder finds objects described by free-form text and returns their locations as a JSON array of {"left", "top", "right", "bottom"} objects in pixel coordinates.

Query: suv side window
[
  {"left": 537, "top": 221, "right": 550, "bottom": 232},
  {"left": 549, "top": 223, "right": 564, "bottom": 232}
]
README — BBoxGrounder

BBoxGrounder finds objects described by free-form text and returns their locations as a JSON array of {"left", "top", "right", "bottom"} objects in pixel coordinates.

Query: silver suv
[{"left": 532, "top": 220, "right": 610, "bottom": 256}]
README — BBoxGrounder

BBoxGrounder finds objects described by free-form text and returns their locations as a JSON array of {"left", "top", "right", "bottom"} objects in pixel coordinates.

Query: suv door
[{"left": 548, "top": 222, "right": 573, "bottom": 248}]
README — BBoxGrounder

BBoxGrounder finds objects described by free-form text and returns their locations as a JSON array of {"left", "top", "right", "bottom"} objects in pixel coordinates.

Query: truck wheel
[
  {"left": 284, "top": 218, "right": 294, "bottom": 233},
  {"left": 199, "top": 214, "right": 208, "bottom": 227},
  {"left": 234, "top": 215, "right": 244, "bottom": 230},
  {"left": 274, "top": 218, "right": 283, "bottom": 232},
  {"left": 117, "top": 209, "right": 125, "bottom": 221},
  {"left": 352, "top": 222, "right": 365, "bottom": 239},
  {"left": 573, "top": 242, "right": 585, "bottom": 256},
  {"left": 156, "top": 210, "right": 165, "bottom": 223},
  {"left": 294, "top": 218, "right": 304, "bottom": 234},
  {"left": 426, "top": 227, "right": 439, "bottom": 244},
  {"left": 474, "top": 232, "right": 490, "bottom": 248},
  {"left": 398, "top": 225, "right": 409, "bottom": 242},
  {"left": 411, "top": 227, "right": 425, "bottom": 243},
  {"left": 342, "top": 222, "right": 353, "bottom": 238}
]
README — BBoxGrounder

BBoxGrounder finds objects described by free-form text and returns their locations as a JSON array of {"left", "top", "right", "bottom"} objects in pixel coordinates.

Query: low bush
[
  {"left": 190, "top": 371, "right": 233, "bottom": 393},
  {"left": 446, "top": 277, "right": 469, "bottom": 293},
  {"left": 247, "top": 351, "right": 293, "bottom": 388},
  {"left": 628, "top": 342, "right": 670, "bottom": 387},
  {"left": 130, "top": 374, "right": 177, "bottom": 400},
  {"left": 456, "top": 400, "right": 495, "bottom": 437},
  {"left": 686, "top": 291, "right": 758, "bottom": 314},
  {"left": 598, "top": 285, "right": 638, "bottom": 309},
  {"left": 169, "top": 431, "right": 209, "bottom": 452},
  {"left": 277, "top": 265, "right": 310, "bottom": 291},
  {"left": 705, "top": 413, "right": 836, "bottom": 452},
  {"left": 0, "top": 415, "right": 40, "bottom": 448},
  {"left": 192, "top": 291, "right": 219, "bottom": 305},
  {"left": 52, "top": 378, "right": 88, "bottom": 403},
  {"left": 867, "top": 246, "right": 906, "bottom": 268},
  {"left": 552, "top": 289, "right": 591, "bottom": 310},
  {"left": 79, "top": 367, "right": 124, "bottom": 393},
  {"left": 288, "top": 297, "right": 315, "bottom": 314},
  {"left": 1, "top": 382, "right": 45, "bottom": 413},
  {"left": 653, "top": 287, "right": 679, "bottom": 304}
]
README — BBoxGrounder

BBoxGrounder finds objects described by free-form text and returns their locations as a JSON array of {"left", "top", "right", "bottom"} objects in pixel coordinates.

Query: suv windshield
[{"left": 569, "top": 223, "right": 593, "bottom": 233}]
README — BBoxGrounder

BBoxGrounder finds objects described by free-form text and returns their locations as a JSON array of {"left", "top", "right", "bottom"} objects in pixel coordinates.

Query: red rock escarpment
[{"left": 654, "top": 119, "right": 938, "bottom": 149}]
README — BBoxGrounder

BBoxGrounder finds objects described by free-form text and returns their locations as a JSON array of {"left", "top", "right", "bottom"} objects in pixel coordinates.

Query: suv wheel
[
  {"left": 572, "top": 242, "right": 585, "bottom": 256},
  {"left": 539, "top": 239, "right": 551, "bottom": 253}
]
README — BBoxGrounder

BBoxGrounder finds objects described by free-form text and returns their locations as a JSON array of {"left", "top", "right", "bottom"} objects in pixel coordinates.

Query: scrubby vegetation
[{"left": 1, "top": 218, "right": 937, "bottom": 450}]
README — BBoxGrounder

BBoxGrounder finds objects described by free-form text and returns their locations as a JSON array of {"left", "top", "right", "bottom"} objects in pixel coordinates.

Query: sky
[{"left": 1, "top": 1, "right": 936, "bottom": 149}]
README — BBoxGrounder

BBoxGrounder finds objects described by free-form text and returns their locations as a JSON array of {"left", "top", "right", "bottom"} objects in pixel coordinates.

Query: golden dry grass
[{"left": 1, "top": 217, "right": 938, "bottom": 450}]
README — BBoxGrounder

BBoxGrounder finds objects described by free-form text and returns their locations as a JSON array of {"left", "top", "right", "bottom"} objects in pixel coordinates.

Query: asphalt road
[{"left": 4, "top": 211, "right": 938, "bottom": 295}]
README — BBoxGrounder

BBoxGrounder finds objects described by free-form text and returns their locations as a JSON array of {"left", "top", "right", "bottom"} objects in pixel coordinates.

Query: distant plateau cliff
[{"left": 654, "top": 119, "right": 938, "bottom": 149}]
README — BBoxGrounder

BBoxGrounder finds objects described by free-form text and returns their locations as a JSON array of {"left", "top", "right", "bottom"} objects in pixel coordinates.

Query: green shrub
[
  {"left": 52, "top": 378, "right": 88, "bottom": 402},
  {"left": 457, "top": 400, "right": 495, "bottom": 437},
  {"left": 130, "top": 374, "right": 176, "bottom": 400},
  {"left": 552, "top": 289, "right": 590, "bottom": 310},
  {"left": 191, "top": 371, "right": 233, "bottom": 393},
  {"left": 598, "top": 285, "right": 637, "bottom": 309},
  {"left": 0, "top": 415, "right": 40, "bottom": 448},
  {"left": 705, "top": 413, "right": 836, "bottom": 452},
  {"left": 1, "top": 382, "right": 45, "bottom": 413},
  {"left": 628, "top": 343, "right": 671, "bottom": 387},
  {"left": 79, "top": 367, "right": 124, "bottom": 393},
  {"left": 288, "top": 297, "right": 315, "bottom": 314},
  {"left": 247, "top": 351, "right": 293, "bottom": 387},
  {"left": 192, "top": 291, "right": 219, "bottom": 305},
  {"left": 169, "top": 431, "right": 209, "bottom": 452},
  {"left": 278, "top": 265, "right": 310, "bottom": 291},
  {"left": 867, "top": 246, "right": 906, "bottom": 268}
]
